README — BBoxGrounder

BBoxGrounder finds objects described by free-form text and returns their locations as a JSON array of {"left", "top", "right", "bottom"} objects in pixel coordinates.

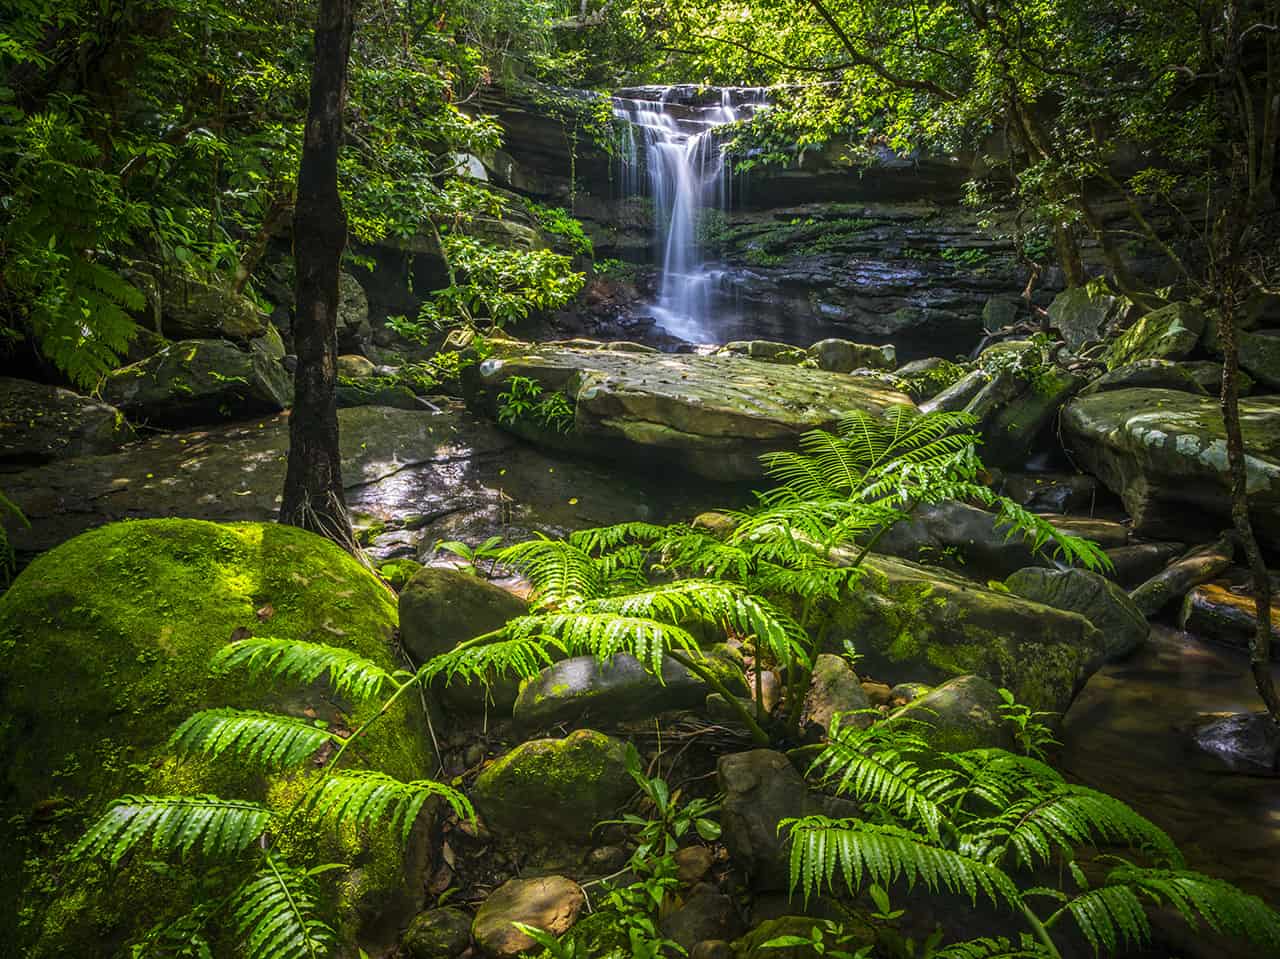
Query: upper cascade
[{"left": 610, "top": 86, "right": 769, "bottom": 342}]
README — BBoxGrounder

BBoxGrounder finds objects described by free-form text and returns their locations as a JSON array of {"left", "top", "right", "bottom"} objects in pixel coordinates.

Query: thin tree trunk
[{"left": 280, "top": 0, "right": 357, "bottom": 549}]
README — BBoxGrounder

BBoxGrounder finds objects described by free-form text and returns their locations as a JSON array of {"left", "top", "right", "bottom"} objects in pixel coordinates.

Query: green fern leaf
[
  {"left": 169, "top": 709, "right": 337, "bottom": 770},
  {"left": 301, "top": 770, "right": 475, "bottom": 843},
  {"left": 72, "top": 795, "right": 271, "bottom": 866},
  {"left": 212, "top": 637, "right": 395, "bottom": 704},
  {"left": 229, "top": 854, "right": 335, "bottom": 959}
]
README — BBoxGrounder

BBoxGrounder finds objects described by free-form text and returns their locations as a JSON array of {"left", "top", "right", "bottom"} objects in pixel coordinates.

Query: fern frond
[
  {"left": 420, "top": 633, "right": 558, "bottom": 687},
  {"left": 212, "top": 638, "right": 395, "bottom": 704},
  {"left": 301, "top": 770, "right": 474, "bottom": 843},
  {"left": 782, "top": 816, "right": 1021, "bottom": 910},
  {"left": 229, "top": 855, "right": 335, "bottom": 959},
  {"left": 1053, "top": 866, "right": 1280, "bottom": 955},
  {"left": 510, "top": 611, "right": 701, "bottom": 675},
  {"left": 169, "top": 709, "right": 336, "bottom": 770},
  {"left": 570, "top": 522, "right": 672, "bottom": 553},
  {"left": 930, "top": 750, "right": 1065, "bottom": 814},
  {"left": 499, "top": 535, "right": 603, "bottom": 605},
  {"left": 932, "top": 936, "right": 1050, "bottom": 959},
  {"left": 72, "top": 795, "right": 270, "bottom": 865}
]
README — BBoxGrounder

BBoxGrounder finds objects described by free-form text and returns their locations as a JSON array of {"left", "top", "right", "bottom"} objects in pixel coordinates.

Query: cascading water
[{"left": 612, "top": 87, "right": 765, "bottom": 342}]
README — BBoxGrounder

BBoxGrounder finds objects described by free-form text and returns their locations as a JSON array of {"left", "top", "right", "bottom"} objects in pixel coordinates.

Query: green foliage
[
  {"left": 598, "top": 745, "right": 722, "bottom": 858},
  {"left": 525, "top": 200, "right": 594, "bottom": 256},
  {"left": 995, "top": 688, "right": 1059, "bottom": 761},
  {"left": 211, "top": 637, "right": 398, "bottom": 705},
  {"left": 763, "top": 918, "right": 873, "bottom": 957},
  {"left": 497, "top": 375, "right": 577, "bottom": 433},
  {"left": 228, "top": 856, "right": 337, "bottom": 959},
  {"left": 71, "top": 795, "right": 271, "bottom": 866},
  {"left": 782, "top": 720, "right": 1280, "bottom": 956},
  {"left": 300, "top": 771, "right": 475, "bottom": 845},
  {"left": 170, "top": 709, "right": 337, "bottom": 770},
  {"left": 0, "top": 490, "right": 28, "bottom": 584}
]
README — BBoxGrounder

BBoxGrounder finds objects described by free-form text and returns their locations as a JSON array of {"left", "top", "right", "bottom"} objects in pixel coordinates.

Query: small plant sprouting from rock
[{"left": 497, "top": 375, "right": 577, "bottom": 433}]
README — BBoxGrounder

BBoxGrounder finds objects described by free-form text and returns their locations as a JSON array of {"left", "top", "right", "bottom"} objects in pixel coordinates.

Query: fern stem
[
  {"left": 668, "top": 650, "right": 770, "bottom": 746},
  {"left": 1019, "top": 901, "right": 1064, "bottom": 959},
  {"left": 263, "top": 851, "right": 319, "bottom": 959}
]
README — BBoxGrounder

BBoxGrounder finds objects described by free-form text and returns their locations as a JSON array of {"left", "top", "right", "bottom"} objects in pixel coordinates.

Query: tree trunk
[{"left": 280, "top": 0, "right": 357, "bottom": 549}]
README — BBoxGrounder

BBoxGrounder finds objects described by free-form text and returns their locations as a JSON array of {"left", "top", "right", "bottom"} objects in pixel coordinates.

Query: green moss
[{"left": 0, "top": 519, "right": 431, "bottom": 957}]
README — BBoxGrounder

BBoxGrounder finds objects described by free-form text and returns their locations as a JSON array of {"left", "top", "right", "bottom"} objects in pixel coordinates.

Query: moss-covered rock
[
  {"left": 720, "top": 340, "right": 808, "bottom": 365},
  {"left": 401, "top": 905, "right": 473, "bottom": 958},
  {"left": 1103, "top": 303, "right": 1205, "bottom": 369},
  {"left": 806, "top": 338, "right": 896, "bottom": 372},
  {"left": 470, "top": 729, "right": 632, "bottom": 843},
  {"left": 0, "top": 519, "right": 433, "bottom": 957},
  {"left": 886, "top": 674, "right": 1016, "bottom": 752},
  {"left": 821, "top": 554, "right": 1106, "bottom": 714},
  {"left": 1046, "top": 278, "right": 1133, "bottom": 351},
  {"left": 1005, "top": 566, "right": 1149, "bottom": 661},
  {"left": 1080, "top": 359, "right": 1209, "bottom": 397}
]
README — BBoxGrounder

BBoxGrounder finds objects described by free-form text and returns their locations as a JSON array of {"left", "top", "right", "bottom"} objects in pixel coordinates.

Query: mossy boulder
[
  {"left": 101, "top": 338, "right": 292, "bottom": 427},
  {"left": 1005, "top": 566, "right": 1149, "bottom": 661},
  {"left": 886, "top": 674, "right": 1016, "bottom": 752},
  {"left": 1080, "top": 359, "right": 1209, "bottom": 397},
  {"left": 1103, "top": 303, "right": 1205, "bottom": 369},
  {"left": 401, "top": 905, "right": 473, "bottom": 958},
  {"left": 821, "top": 553, "right": 1106, "bottom": 714},
  {"left": 806, "top": 338, "right": 896, "bottom": 372},
  {"left": 130, "top": 262, "right": 268, "bottom": 343},
  {"left": 720, "top": 340, "right": 807, "bottom": 365},
  {"left": 1046, "top": 278, "right": 1132, "bottom": 351},
  {"left": 1062, "top": 388, "right": 1280, "bottom": 547},
  {"left": 0, "top": 519, "right": 433, "bottom": 957},
  {"left": 470, "top": 729, "right": 632, "bottom": 843}
]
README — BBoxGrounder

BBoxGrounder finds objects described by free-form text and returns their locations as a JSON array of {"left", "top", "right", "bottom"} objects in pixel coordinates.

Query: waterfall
[{"left": 611, "top": 87, "right": 765, "bottom": 342}]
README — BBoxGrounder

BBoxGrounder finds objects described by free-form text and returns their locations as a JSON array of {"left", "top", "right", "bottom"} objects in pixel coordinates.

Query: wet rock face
[
  {"left": 0, "top": 378, "right": 133, "bottom": 465},
  {"left": 465, "top": 341, "right": 915, "bottom": 481},
  {"left": 1192, "top": 713, "right": 1280, "bottom": 774},
  {"left": 1063, "top": 388, "right": 1280, "bottom": 548},
  {"left": 1178, "top": 576, "right": 1280, "bottom": 657}
]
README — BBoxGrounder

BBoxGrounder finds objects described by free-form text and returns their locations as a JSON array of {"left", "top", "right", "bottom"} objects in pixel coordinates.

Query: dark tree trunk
[{"left": 280, "top": 0, "right": 357, "bottom": 549}]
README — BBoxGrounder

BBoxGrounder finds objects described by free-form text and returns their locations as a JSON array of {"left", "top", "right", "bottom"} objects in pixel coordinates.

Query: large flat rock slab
[
  {"left": 466, "top": 343, "right": 915, "bottom": 480},
  {"left": 0, "top": 403, "right": 721, "bottom": 560},
  {"left": 1062, "top": 388, "right": 1280, "bottom": 547}
]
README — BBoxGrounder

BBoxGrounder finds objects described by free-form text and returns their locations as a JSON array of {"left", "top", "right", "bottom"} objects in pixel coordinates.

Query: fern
[
  {"left": 932, "top": 936, "right": 1050, "bottom": 958},
  {"left": 300, "top": 770, "right": 474, "bottom": 843},
  {"left": 229, "top": 855, "right": 335, "bottom": 959},
  {"left": 212, "top": 637, "right": 397, "bottom": 704},
  {"left": 782, "top": 816, "right": 1022, "bottom": 910},
  {"left": 72, "top": 795, "right": 271, "bottom": 865},
  {"left": 170, "top": 709, "right": 337, "bottom": 770},
  {"left": 499, "top": 535, "right": 604, "bottom": 606},
  {"left": 420, "top": 632, "right": 560, "bottom": 687}
]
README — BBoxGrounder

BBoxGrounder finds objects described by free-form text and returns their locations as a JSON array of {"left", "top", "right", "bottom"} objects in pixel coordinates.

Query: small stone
[
  {"left": 472, "top": 876, "right": 585, "bottom": 958},
  {"left": 586, "top": 845, "right": 629, "bottom": 874},
  {"left": 402, "top": 906, "right": 472, "bottom": 959},
  {"left": 860, "top": 681, "right": 892, "bottom": 707},
  {"left": 674, "top": 845, "right": 715, "bottom": 884},
  {"left": 802, "top": 654, "right": 871, "bottom": 737},
  {"left": 889, "top": 682, "right": 932, "bottom": 706},
  {"left": 337, "top": 353, "right": 376, "bottom": 379}
]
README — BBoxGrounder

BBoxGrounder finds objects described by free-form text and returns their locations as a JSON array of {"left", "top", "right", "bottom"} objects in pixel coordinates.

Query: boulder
[
  {"left": 1062, "top": 388, "right": 1280, "bottom": 547},
  {"left": 1181, "top": 361, "right": 1248, "bottom": 395},
  {"left": 338, "top": 271, "right": 373, "bottom": 351},
  {"left": 995, "top": 471, "right": 1097, "bottom": 514},
  {"left": 0, "top": 378, "right": 133, "bottom": 464},
  {"left": 920, "top": 367, "right": 990, "bottom": 414},
  {"left": 822, "top": 553, "right": 1106, "bottom": 714},
  {"left": 1178, "top": 578, "right": 1280, "bottom": 657},
  {"left": 512, "top": 648, "right": 747, "bottom": 729},
  {"left": 800, "top": 653, "right": 871, "bottom": 737},
  {"left": 982, "top": 295, "right": 1021, "bottom": 332},
  {"left": 1239, "top": 329, "right": 1280, "bottom": 390},
  {"left": 1005, "top": 567, "right": 1148, "bottom": 661},
  {"left": 1080, "top": 359, "right": 1209, "bottom": 397},
  {"left": 132, "top": 264, "right": 268, "bottom": 342},
  {"left": 337, "top": 379, "right": 421, "bottom": 410},
  {"left": 1047, "top": 279, "right": 1132, "bottom": 351},
  {"left": 1103, "top": 303, "right": 1205, "bottom": 369},
  {"left": 0, "top": 519, "right": 432, "bottom": 958},
  {"left": 1104, "top": 541, "right": 1187, "bottom": 589},
  {"left": 402, "top": 906, "right": 473, "bottom": 959},
  {"left": 887, "top": 675, "right": 1016, "bottom": 751},
  {"left": 720, "top": 340, "right": 807, "bottom": 365},
  {"left": 400, "top": 567, "right": 525, "bottom": 662},
  {"left": 470, "top": 729, "right": 632, "bottom": 843},
  {"left": 871, "top": 500, "right": 1045, "bottom": 578},
  {"left": 661, "top": 885, "right": 741, "bottom": 951},
  {"left": 101, "top": 338, "right": 292, "bottom": 426},
  {"left": 464, "top": 341, "right": 915, "bottom": 481},
  {"left": 472, "top": 876, "right": 584, "bottom": 958},
  {"left": 806, "top": 338, "right": 896, "bottom": 373},
  {"left": 892, "top": 358, "right": 967, "bottom": 402},
  {"left": 337, "top": 353, "right": 377, "bottom": 378}
]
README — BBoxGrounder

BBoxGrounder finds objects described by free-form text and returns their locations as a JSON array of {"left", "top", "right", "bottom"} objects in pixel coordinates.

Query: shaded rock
[
  {"left": 1045, "top": 515, "right": 1130, "bottom": 548},
  {"left": 871, "top": 500, "right": 1044, "bottom": 579},
  {"left": 337, "top": 379, "right": 421, "bottom": 410},
  {"left": 983, "top": 294, "right": 1021, "bottom": 332},
  {"left": 472, "top": 876, "right": 584, "bottom": 958},
  {"left": 471, "top": 730, "right": 632, "bottom": 843},
  {"left": 887, "top": 675, "right": 1016, "bottom": 751},
  {"left": 1181, "top": 360, "right": 1253, "bottom": 396},
  {"left": 338, "top": 271, "right": 373, "bottom": 350},
  {"left": 101, "top": 338, "right": 292, "bottom": 427},
  {"left": 692, "top": 941, "right": 732, "bottom": 959},
  {"left": 402, "top": 906, "right": 473, "bottom": 959},
  {"left": 1063, "top": 389, "right": 1280, "bottom": 548},
  {"left": 919, "top": 367, "right": 988, "bottom": 413},
  {"left": 513, "top": 648, "right": 747, "bottom": 729},
  {"left": 890, "top": 681, "right": 932, "bottom": 705},
  {"left": 892, "top": 357, "right": 967, "bottom": 401},
  {"left": 801, "top": 653, "right": 872, "bottom": 737},
  {"left": 977, "top": 366, "right": 1085, "bottom": 468},
  {"left": 1105, "top": 541, "right": 1187, "bottom": 589},
  {"left": 720, "top": 340, "right": 807, "bottom": 365},
  {"left": 1005, "top": 567, "right": 1149, "bottom": 661},
  {"left": 862, "top": 680, "right": 893, "bottom": 706},
  {"left": 806, "top": 338, "right": 896, "bottom": 372},
  {"left": 1129, "top": 536, "right": 1236, "bottom": 617},
  {"left": 1192, "top": 713, "right": 1280, "bottom": 774},
  {"left": 662, "top": 885, "right": 741, "bottom": 951},
  {"left": 0, "top": 378, "right": 133, "bottom": 465},
  {"left": 1047, "top": 279, "right": 1131, "bottom": 351},
  {"left": 1178, "top": 577, "right": 1280, "bottom": 657},
  {"left": 822, "top": 553, "right": 1106, "bottom": 714},
  {"left": 996, "top": 471, "right": 1097, "bottom": 514},
  {"left": 1080, "top": 359, "right": 1209, "bottom": 397},
  {"left": 465, "top": 341, "right": 914, "bottom": 481},
  {"left": 1239, "top": 329, "right": 1280, "bottom": 390},
  {"left": 250, "top": 324, "right": 286, "bottom": 360},
  {"left": 675, "top": 846, "right": 715, "bottom": 885},
  {"left": 133, "top": 264, "right": 267, "bottom": 342},
  {"left": 718, "top": 749, "right": 857, "bottom": 891},
  {"left": 1103, "top": 303, "right": 1205, "bottom": 369},
  {"left": 0, "top": 520, "right": 431, "bottom": 957},
  {"left": 400, "top": 567, "right": 525, "bottom": 662}
]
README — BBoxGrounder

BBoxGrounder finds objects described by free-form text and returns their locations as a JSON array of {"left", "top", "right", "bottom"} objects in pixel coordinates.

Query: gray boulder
[
  {"left": 1080, "top": 359, "right": 1209, "bottom": 397},
  {"left": 0, "top": 378, "right": 133, "bottom": 465},
  {"left": 1005, "top": 567, "right": 1148, "bottom": 660},
  {"left": 399, "top": 567, "right": 525, "bottom": 663},
  {"left": 1047, "top": 279, "right": 1132, "bottom": 351},
  {"left": 131, "top": 264, "right": 268, "bottom": 342},
  {"left": 1239, "top": 329, "right": 1280, "bottom": 390},
  {"left": 101, "top": 339, "right": 291, "bottom": 426}
]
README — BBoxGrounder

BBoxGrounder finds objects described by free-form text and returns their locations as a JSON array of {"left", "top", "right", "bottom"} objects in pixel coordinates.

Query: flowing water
[{"left": 612, "top": 87, "right": 766, "bottom": 342}]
